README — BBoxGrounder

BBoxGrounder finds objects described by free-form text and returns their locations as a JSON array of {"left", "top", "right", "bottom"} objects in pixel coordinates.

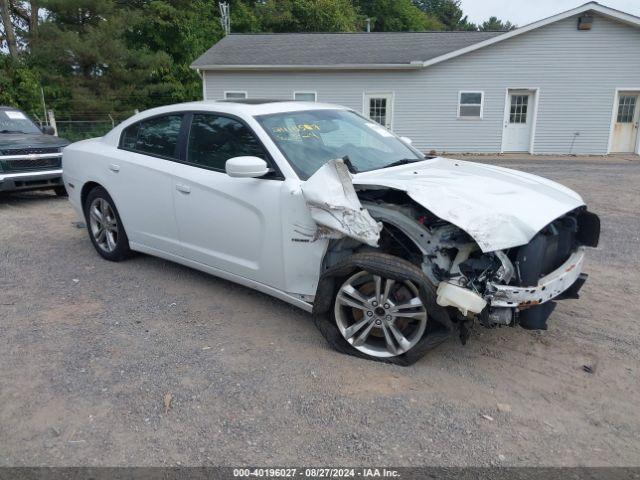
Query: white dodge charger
[{"left": 62, "top": 100, "right": 599, "bottom": 365}]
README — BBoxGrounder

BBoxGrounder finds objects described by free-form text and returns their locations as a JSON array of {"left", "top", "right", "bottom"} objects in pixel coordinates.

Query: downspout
[{"left": 198, "top": 68, "right": 207, "bottom": 100}]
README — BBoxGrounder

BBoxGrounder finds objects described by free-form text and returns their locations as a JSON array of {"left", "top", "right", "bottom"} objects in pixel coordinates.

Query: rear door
[{"left": 108, "top": 113, "right": 183, "bottom": 254}]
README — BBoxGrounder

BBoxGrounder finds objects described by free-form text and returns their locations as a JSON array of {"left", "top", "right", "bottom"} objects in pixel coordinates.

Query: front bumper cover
[
  {"left": 487, "top": 246, "right": 586, "bottom": 308},
  {"left": 0, "top": 169, "right": 63, "bottom": 192}
]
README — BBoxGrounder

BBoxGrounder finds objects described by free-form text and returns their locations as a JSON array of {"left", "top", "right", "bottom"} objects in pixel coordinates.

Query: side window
[
  {"left": 120, "top": 114, "right": 183, "bottom": 159},
  {"left": 186, "top": 114, "right": 267, "bottom": 171},
  {"left": 121, "top": 123, "right": 139, "bottom": 150}
]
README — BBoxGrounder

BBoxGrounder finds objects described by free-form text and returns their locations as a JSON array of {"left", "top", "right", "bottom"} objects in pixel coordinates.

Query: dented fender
[{"left": 301, "top": 158, "right": 382, "bottom": 247}]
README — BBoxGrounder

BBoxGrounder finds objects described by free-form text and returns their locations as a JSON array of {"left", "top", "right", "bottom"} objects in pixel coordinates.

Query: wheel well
[
  {"left": 377, "top": 222, "right": 423, "bottom": 267},
  {"left": 322, "top": 220, "right": 425, "bottom": 273},
  {"left": 80, "top": 181, "right": 101, "bottom": 210}
]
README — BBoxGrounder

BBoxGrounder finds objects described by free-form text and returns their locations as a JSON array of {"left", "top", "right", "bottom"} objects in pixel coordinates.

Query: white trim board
[{"left": 193, "top": 63, "right": 425, "bottom": 71}]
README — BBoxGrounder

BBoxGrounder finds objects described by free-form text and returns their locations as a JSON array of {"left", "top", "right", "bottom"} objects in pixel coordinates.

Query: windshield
[
  {"left": 0, "top": 109, "right": 41, "bottom": 134},
  {"left": 256, "top": 109, "right": 423, "bottom": 179}
]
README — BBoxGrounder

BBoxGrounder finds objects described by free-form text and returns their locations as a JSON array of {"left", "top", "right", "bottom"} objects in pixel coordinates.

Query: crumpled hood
[{"left": 352, "top": 157, "right": 585, "bottom": 252}]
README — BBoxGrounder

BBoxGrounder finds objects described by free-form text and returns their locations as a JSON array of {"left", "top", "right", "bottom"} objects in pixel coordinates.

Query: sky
[{"left": 460, "top": 0, "right": 640, "bottom": 27}]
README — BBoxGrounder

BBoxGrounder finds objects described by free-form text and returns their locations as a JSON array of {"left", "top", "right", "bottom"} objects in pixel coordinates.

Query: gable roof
[
  {"left": 191, "top": 31, "right": 502, "bottom": 70},
  {"left": 192, "top": 2, "right": 640, "bottom": 71},
  {"left": 420, "top": 1, "right": 640, "bottom": 69}
]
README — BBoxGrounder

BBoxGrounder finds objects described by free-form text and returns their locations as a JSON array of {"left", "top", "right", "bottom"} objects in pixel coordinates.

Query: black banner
[{"left": 0, "top": 468, "right": 638, "bottom": 480}]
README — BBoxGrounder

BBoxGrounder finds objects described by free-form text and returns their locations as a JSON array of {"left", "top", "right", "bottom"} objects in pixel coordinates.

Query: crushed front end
[
  {"left": 435, "top": 208, "right": 600, "bottom": 331},
  {"left": 305, "top": 158, "right": 600, "bottom": 341},
  {"left": 360, "top": 199, "right": 600, "bottom": 336}
]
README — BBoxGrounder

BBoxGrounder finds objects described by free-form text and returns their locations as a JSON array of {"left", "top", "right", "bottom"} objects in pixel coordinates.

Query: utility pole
[
  {"left": 219, "top": 2, "right": 230, "bottom": 36},
  {"left": 40, "top": 87, "right": 48, "bottom": 126},
  {"left": 366, "top": 18, "right": 371, "bottom": 33}
]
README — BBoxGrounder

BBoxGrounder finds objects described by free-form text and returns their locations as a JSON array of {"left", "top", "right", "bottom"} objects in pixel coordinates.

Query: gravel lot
[{"left": 1, "top": 155, "right": 639, "bottom": 467}]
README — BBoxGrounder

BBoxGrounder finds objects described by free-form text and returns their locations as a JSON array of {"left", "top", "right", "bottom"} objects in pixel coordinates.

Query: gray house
[{"left": 191, "top": 2, "right": 640, "bottom": 155}]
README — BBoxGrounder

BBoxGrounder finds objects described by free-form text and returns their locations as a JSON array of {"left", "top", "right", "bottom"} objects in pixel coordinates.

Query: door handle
[
  {"left": 108, "top": 163, "right": 120, "bottom": 172},
  {"left": 176, "top": 183, "right": 191, "bottom": 194}
]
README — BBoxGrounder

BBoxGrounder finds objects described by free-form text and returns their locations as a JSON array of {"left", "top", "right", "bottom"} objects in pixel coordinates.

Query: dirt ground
[{"left": 1, "top": 155, "right": 639, "bottom": 467}]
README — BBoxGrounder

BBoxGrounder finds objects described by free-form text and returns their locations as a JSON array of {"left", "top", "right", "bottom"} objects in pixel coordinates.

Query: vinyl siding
[{"left": 202, "top": 14, "right": 640, "bottom": 155}]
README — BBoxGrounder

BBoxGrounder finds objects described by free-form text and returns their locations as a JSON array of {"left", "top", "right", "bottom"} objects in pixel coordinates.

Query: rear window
[{"left": 120, "top": 114, "right": 183, "bottom": 159}]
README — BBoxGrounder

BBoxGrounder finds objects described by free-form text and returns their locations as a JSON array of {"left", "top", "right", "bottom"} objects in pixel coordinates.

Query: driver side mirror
[
  {"left": 42, "top": 125, "right": 56, "bottom": 136},
  {"left": 225, "top": 156, "right": 270, "bottom": 178},
  {"left": 399, "top": 136, "right": 413, "bottom": 145}
]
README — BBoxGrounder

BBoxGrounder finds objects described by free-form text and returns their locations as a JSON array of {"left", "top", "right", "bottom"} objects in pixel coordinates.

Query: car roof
[
  {"left": 136, "top": 100, "right": 350, "bottom": 118},
  {"left": 101, "top": 100, "right": 351, "bottom": 146}
]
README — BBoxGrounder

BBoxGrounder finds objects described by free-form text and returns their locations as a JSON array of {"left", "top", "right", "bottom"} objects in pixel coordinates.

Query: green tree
[
  {"left": 356, "top": 0, "right": 442, "bottom": 31},
  {"left": 0, "top": 56, "right": 41, "bottom": 115},
  {"left": 258, "top": 0, "right": 359, "bottom": 32},
  {"left": 126, "top": 0, "right": 224, "bottom": 104},
  {"left": 229, "top": 0, "right": 262, "bottom": 33},
  {"left": 29, "top": 0, "right": 172, "bottom": 116},
  {"left": 479, "top": 16, "right": 516, "bottom": 31},
  {"left": 413, "top": 0, "right": 476, "bottom": 30}
]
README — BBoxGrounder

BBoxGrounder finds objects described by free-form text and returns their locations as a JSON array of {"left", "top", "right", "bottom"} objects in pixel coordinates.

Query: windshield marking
[{"left": 256, "top": 109, "right": 422, "bottom": 180}]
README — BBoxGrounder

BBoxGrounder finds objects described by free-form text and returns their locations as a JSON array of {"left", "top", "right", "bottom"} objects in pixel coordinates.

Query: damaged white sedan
[{"left": 62, "top": 100, "right": 600, "bottom": 365}]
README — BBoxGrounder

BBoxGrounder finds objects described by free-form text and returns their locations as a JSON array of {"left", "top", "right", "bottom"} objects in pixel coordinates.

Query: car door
[
  {"left": 107, "top": 113, "right": 183, "bottom": 254},
  {"left": 171, "top": 112, "right": 288, "bottom": 287}
]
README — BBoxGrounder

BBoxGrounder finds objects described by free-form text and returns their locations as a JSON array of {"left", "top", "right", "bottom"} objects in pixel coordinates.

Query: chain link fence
[{"left": 53, "top": 112, "right": 137, "bottom": 142}]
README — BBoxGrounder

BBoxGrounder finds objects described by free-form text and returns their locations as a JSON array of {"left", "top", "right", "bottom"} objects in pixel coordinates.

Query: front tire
[
  {"left": 83, "top": 186, "right": 130, "bottom": 261},
  {"left": 314, "top": 252, "right": 452, "bottom": 366}
]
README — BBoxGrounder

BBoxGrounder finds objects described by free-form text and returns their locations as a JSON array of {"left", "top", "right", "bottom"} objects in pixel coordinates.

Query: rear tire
[
  {"left": 83, "top": 186, "right": 130, "bottom": 262},
  {"left": 314, "top": 252, "right": 452, "bottom": 366}
]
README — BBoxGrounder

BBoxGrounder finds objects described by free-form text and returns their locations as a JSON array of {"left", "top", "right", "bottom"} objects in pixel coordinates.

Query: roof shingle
[{"left": 191, "top": 31, "right": 505, "bottom": 68}]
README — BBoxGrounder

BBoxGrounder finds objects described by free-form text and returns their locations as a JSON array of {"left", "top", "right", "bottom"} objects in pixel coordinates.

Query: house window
[
  {"left": 458, "top": 91, "right": 484, "bottom": 119},
  {"left": 510, "top": 95, "right": 528, "bottom": 123},
  {"left": 617, "top": 95, "right": 637, "bottom": 123},
  {"left": 364, "top": 93, "right": 394, "bottom": 129},
  {"left": 225, "top": 91, "right": 247, "bottom": 100},
  {"left": 293, "top": 91, "right": 317, "bottom": 102}
]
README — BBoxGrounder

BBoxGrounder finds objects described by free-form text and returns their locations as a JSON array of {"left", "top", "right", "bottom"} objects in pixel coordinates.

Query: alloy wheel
[
  {"left": 89, "top": 197, "right": 118, "bottom": 253},
  {"left": 334, "top": 271, "right": 427, "bottom": 358}
]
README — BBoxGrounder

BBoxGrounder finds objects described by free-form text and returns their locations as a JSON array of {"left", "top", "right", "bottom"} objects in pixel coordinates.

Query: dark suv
[{"left": 0, "top": 106, "right": 70, "bottom": 195}]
